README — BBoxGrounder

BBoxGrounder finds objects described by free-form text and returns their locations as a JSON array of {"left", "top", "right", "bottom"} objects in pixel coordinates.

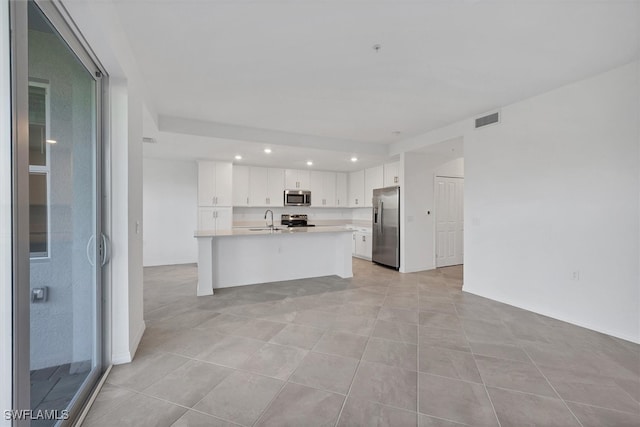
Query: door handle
[
  {"left": 380, "top": 201, "right": 384, "bottom": 235},
  {"left": 86, "top": 234, "right": 96, "bottom": 266},
  {"left": 100, "top": 233, "right": 110, "bottom": 267}
]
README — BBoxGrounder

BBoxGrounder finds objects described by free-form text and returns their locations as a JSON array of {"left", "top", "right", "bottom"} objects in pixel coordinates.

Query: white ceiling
[{"left": 115, "top": 0, "right": 639, "bottom": 170}]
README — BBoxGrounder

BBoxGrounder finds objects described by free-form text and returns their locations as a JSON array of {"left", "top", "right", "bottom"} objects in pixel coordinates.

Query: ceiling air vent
[
  {"left": 475, "top": 112, "right": 500, "bottom": 129},
  {"left": 142, "top": 137, "right": 157, "bottom": 144}
]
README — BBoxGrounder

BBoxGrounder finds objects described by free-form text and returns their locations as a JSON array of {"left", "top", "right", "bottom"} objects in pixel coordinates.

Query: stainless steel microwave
[{"left": 284, "top": 190, "right": 311, "bottom": 206}]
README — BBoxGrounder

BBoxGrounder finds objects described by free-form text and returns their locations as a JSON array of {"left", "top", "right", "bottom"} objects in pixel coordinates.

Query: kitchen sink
[{"left": 248, "top": 227, "right": 282, "bottom": 231}]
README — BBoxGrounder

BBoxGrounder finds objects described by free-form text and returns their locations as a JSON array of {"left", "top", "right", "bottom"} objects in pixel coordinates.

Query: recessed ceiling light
[
  {"left": 372, "top": 44, "right": 382, "bottom": 52},
  {"left": 234, "top": 155, "right": 242, "bottom": 160},
  {"left": 264, "top": 148, "right": 272, "bottom": 154},
  {"left": 351, "top": 157, "right": 358, "bottom": 162},
  {"left": 46, "top": 139, "right": 57, "bottom": 144},
  {"left": 306, "top": 161, "right": 313, "bottom": 166}
]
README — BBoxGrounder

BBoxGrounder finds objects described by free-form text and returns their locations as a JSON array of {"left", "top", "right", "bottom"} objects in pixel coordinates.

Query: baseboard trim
[
  {"left": 401, "top": 265, "right": 436, "bottom": 274},
  {"left": 129, "top": 320, "right": 146, "bottom": 359},
  {"left": 463, "top": 287, "right": 640, "bottom": 345},
  {"left": 143, "top": 258, "right": 197, "bottom": 267},
  {"left": 111, "top": 351, "right": 132, "bottom": 365}
]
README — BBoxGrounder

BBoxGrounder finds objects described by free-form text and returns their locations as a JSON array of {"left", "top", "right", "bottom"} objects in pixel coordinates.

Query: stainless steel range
[{"left": 281, "top": 214, "right": 315, "bottom": 228}]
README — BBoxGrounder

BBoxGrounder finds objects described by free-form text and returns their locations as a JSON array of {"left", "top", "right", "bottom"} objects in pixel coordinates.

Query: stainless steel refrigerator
[{"left": 372, "top": 186, "right": 400, "bottom": 269}]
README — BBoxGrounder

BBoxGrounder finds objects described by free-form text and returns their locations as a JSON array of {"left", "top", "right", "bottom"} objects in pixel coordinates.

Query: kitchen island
[{"left": 194, "top": 226, "right": 353, "bottom": 296}]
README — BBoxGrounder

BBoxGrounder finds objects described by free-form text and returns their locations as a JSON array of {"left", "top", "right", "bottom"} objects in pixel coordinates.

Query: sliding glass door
[{"left": 12, "top": 1, "right": 106, "bottom": 425}]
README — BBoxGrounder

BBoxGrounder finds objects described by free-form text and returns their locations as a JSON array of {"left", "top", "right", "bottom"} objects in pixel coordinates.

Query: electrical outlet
[{"left": 571, "top": 270, "right": 580, "bottom": 281}]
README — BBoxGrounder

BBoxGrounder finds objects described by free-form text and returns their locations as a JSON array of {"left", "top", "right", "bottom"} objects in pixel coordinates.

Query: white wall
[
  {"left": 1, "top": 0, "right": 12, "bottom": 422},
  {"left": 400, "top": 152, "right": 463, "bottom": 273},
  {"left": 126, "top": 86, "right": 145, "bottom": 360},
  {"left": 109, "top": 80, "right": 146, "bottom": 364},
  {"left": 436, "top": 158, "right": 464, "bottom": 178},
  {"left": 465, "top": 61, "right": 640, "bottom": 343},
  {"left": 143, "top": 158, "right": 198, "bottom": 266}
]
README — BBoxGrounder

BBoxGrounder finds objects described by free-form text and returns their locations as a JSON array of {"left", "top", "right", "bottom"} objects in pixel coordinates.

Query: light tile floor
[{"left": 83, "top": 259, "right": 640, "bottom": 426}]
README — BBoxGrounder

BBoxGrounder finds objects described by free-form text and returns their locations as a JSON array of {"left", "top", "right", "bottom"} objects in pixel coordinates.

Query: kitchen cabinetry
[
  {"left": 348, "top": 170, "right": 365, "bottom": 207},
  {"left": 353, "top": 229, "right": 372, "bottom": 260},
  {"left": 364, "top": 165, "right": 384, "bottom": 207},
  {"left": 310, "top": 171, "right": 337, "bottom": 207},
  {"left": 267, "top": 168, "right": 285, "bottom": 206},
  {"left": 250, "top": 167, "right": 285, "bottom": 207},
  {"left": 285, "top": 169, "right": 310, "bottom": 190},
  {"left": 198, "top": 207, "right": 232, "bottom": 231},
  {"left": 198, "top": 161, "right": 233, "bottom": 206},
  {"left": 383, "top": 161, "right": 400, "bottom": 187},
  {"left": 232, "top": 165, "right": 250, "bottom": 207},
  {"left": 335, "top": 173, "right": 348, "bottom": 207}
]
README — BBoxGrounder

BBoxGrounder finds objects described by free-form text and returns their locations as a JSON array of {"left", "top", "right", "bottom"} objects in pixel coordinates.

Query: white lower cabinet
[
  {"left": 198, "top": 207, "right": 232, "bottom": 231},
  {"left": 351, "top": 232, "right": 357, "bottom": 254},
  {"left": 352, "top": 228, "right": 372, "bottom": 260}
]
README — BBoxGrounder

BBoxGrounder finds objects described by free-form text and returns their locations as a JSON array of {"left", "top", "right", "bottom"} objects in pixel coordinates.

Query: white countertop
[{"left": 194, "top": 225, "right": 353, "bottom": 238}]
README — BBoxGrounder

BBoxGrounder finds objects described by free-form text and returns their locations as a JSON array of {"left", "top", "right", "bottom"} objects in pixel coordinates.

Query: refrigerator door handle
[{"left": 379, "top": 201, "right": 384, "bottom": 235}]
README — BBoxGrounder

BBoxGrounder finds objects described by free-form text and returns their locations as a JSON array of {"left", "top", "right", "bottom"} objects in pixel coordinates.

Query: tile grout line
[
  {"left": 331, "top": 350, "right": 365, "bottom": 427},
  {"left": 458, "top": 318, "right": 503, "bottom": 427},
  {"left": 614, "top": 381, "right": 640, "bottom": 408},
  {"left": 521, "top": 347, "right": 586, "bottom": 427},
  {"left": 250, "top": 373, "right": 291, "bottom": 427},
  {"left": 106, "top": 382, "right": 245, "bottom": 427},
  {"left": 331, "top": 290, "right": 386, "bottom": 427},
  {"left": 416, "top": 314, "right": 420, "bottom": 420}
]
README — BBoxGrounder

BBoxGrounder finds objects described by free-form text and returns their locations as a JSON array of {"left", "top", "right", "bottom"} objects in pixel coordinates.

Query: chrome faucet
[{"left": 264, "top": 209, "right": 274, "bottom": 230}]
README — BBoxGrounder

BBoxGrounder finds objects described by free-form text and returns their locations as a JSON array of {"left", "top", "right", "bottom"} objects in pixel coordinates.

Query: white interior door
[{"left": 436, "top": 176, "right": 464, "bottom": 267}]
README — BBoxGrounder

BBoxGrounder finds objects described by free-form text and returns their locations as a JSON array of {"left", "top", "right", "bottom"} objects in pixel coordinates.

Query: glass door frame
[{"left": 10, "top": 0, "right": 109, "bottom": 425}]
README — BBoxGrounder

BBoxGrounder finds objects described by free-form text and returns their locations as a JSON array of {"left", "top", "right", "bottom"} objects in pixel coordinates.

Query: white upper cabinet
[
  {"left": 285, "top": 169, "right": 310, "bottom": 190},
  {"left": 364, "top": 165, "right": 384, "bottom": 207},
  {"left": 249, "top": 167, "right": 269, "bottom": 206},
  {"left": 323, "top": 172, "right": 337, "bottom": 207},
  {"left": 349, "top": 170, "right": 365, "bottom": 207},
  {"left": 335, "top": 173, "right": 348, "bottom": 207},
  {"left": 232, "top": 165, "right": 250, "bottom": 206},
  {"left": 215, "top": 162, "right": 233, "bottom": 206},
  {"left": 248, "top": 167, "right": 284, "bottom": 207},
  {"left": 309, "top": 171, "right": 324, "bottom": 207},
  {"left": 383, "top": 161, "right": 400, "bottom": 187},
  {"left": 198, "top": 161, "right": 233, "bottom": 206},
  {"left": 267, "top": 168, "right": 285, "bottom": 206},
  {"left": 310, "top": 171, "right": 337, "bottom": 207}
]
